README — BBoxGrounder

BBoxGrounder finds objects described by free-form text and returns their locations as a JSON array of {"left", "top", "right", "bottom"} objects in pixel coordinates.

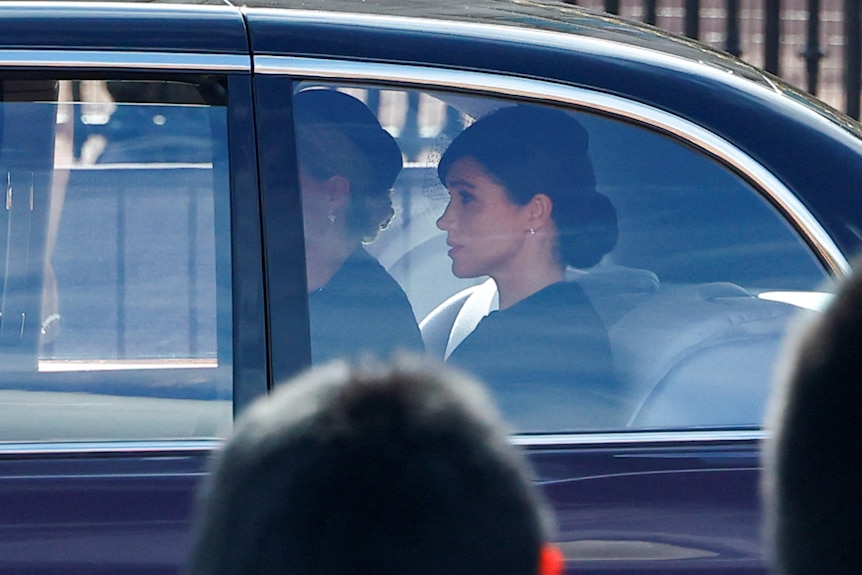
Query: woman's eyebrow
[{"left": 446, "top": 177, "right": 475, "bottom": 189}]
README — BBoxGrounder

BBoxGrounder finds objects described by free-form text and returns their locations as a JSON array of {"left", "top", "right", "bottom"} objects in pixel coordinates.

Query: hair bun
[{"left": 560, "top": 191, "right": 618, "bottom": 269}]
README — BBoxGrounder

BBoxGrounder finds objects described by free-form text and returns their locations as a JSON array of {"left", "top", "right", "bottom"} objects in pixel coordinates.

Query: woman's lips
[{"left": 446, "top": 242, "right": 463, "bottom": 258}]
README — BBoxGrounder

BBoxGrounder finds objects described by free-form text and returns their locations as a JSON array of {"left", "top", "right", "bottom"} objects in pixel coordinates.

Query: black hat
[
  {"left": 294, "top": 89, "right": 403, "bottom": 193},
  {"left": 438, "top": 104, "right": 595, "bottom": 192}
]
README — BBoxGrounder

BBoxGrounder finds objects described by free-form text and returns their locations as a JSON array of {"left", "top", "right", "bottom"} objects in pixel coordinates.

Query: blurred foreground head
[
  {"left": 186, "top": 355, "right": 561, "bottom": 575},
  {"left": 764, "top": 265, "right": 862, "bottom": 575}
]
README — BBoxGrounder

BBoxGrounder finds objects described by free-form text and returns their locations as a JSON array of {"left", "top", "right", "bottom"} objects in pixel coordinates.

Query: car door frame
[
  {"left": 0, "top": 49, "right": 266, "bottom": 574},
  {"left": 250, "top": 52, "right": 850, "bottom": 575}
]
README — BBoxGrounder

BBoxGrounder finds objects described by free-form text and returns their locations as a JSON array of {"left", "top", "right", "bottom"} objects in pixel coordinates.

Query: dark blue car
[{"left": 1, "top": 0, "right": 860, "bottom": 572}]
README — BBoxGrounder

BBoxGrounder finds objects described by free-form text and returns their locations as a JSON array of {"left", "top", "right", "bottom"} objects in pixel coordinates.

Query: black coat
[
  {"left": 447, "top": 281, "right": 623, "bottom": 431},
  {"left": 309, "top": 248, "right": 424, "bottom": 363}
]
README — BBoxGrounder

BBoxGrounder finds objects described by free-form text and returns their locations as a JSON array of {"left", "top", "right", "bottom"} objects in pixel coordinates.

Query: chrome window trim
[
  {"left": 257, "top": 55, "right": 850, "bottom": 277},
  {"left": 0, "top": 439, "right": 223, "bottom": 457},
  {"left": 2, "top": 0, "right": 235, "bottom": 12},
  {"left": 0, "top": 50, "right": 249, "bottom": 72},
  {"left": 511, "top": 429, "right": 766, "bottom": 447},
  {"left": 0, "top": 432, "right": 762, "bottom": 455}
]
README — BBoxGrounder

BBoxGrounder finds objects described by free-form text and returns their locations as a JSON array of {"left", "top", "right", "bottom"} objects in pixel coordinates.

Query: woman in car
[
  {"left": 294, "top": 88, "right": 424, "bottom": 363},
  {"left": 436, "top": 104, "right": 625, "bottom": 430}
]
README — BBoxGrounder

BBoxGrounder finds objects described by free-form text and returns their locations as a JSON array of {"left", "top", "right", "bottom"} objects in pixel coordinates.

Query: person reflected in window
[
  {"left": 294, "top": 89, "right": 424, "bottom": 363},
  {"left": 436, "top": 105, "right": 623, "bottom": 430}
]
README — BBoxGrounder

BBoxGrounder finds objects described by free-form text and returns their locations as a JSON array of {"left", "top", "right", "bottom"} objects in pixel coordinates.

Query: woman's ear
[
  {"left": 324, "top": 175, "right": 352, "bottom": 211},
  {"left": 538, "top": 544, "right": 564, "bottom": 575},
  {"left": 527, "top": 193, "right": 553, "bottom": 230}
]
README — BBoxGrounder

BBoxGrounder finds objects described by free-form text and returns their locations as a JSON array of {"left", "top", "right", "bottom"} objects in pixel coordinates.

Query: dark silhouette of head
[
  {"left": 186, "top": 355, "right": 560, "bottom": 575},
  {"left": 764, "top": 265, "right": 862, "bottom": 575}
]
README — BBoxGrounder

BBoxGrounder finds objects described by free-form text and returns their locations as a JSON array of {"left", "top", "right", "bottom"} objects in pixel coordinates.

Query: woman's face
[
  {"left": 300, "top": 163, "right": 349, "bottom": 251},
  {"left": 436, "top": 156, "right": 532, "bottom": 279},
  {"left": 299, "top": 163, "right": 329, "bottom": 227}
]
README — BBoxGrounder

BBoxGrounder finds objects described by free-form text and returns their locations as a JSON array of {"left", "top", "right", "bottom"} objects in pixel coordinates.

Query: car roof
[
  {"left": 0, "top": 0, "right": 770, "bottom": 84},
  {"left": 0, "top": 0, "right": 248, "bottom": 53},
  {"left": 243, "top": 0, "right": 773, "bottom": 83}
]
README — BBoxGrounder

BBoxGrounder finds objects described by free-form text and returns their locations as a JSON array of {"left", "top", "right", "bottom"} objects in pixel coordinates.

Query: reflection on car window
[
  {"left": 296, "top": 82, "right": 831, "bottom": 433},
  {"left": 0, "top": 79, "right": 232, "bottom": 442}
]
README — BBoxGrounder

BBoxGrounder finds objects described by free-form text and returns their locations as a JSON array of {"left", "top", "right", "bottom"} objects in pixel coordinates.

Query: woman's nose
[{"left": 436, "top": 201, "right": 453, "bottom": 231}]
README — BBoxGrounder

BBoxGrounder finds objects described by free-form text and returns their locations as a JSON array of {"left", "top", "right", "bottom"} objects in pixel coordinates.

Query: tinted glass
[
  {"left": 0, "top": 78, "right": 232, "bottom": 441},
  {"left": 293, "top": 82, "right": 831, "bottom": 433}
]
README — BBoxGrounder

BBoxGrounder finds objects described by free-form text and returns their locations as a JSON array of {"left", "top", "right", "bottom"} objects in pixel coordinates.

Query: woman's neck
[
  {"left": 495, "top": 262, "right": 565, "bottom": 310},
  {"left": 305, "top": 235, "right": 356, "bottom": 292}
]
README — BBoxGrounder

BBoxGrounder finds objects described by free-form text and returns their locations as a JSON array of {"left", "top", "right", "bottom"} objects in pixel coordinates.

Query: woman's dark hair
[
  {"left": 438, "top": 105, "right": 617, "bottom": 268},
  {"left": 294, "top": 89, "right": 403, "bottom": 243}
]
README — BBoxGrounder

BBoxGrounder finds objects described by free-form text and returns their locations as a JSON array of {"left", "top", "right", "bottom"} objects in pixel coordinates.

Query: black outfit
[
  {"left": 446, "top": 281, "right": 624, "bottom": 431},
  {"left": 309, "top": 247, "right": 424, "bottom": 364}
]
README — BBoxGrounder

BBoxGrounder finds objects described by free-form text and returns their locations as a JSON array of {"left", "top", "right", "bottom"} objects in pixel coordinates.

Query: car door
[
  {"left": 251, "top": 49, "right": 844, "bottom": 575},
  {"left": 0, "top": 7, "right": 268, "bottom": 573}
]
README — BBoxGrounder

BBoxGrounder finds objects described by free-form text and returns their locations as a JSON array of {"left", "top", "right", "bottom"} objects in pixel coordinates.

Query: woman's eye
[{"left": 459, "top": 190, "right": 475, "bottom": 204}]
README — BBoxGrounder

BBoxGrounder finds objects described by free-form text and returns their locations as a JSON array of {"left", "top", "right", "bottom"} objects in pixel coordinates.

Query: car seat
[{"left": 420, "top": 267, "right": 800, "bottom": 429}]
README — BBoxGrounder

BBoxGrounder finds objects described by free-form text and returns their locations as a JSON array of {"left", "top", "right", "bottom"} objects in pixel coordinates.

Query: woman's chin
[{"left": 451, "top": 262, "right": 481, "bottom": 279}]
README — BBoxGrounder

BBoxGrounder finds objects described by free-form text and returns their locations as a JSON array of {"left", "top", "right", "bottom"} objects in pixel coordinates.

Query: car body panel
[
  {"left": 0, "top": 45, "right": 261, "bottom": 574},
  {"left": 0, "top": 2, "right": 248, "bottom": 54},
  {"left": 0, "top": 443, "right": 214, "bottom": 574},
  {"left": 530, "top": 436, "right": 763, "bottom": 573},
  {"left": 0, "top": 1, "right": 859, "bottom": 574}
]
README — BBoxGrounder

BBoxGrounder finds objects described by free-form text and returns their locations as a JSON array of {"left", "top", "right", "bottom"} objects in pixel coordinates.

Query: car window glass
[
  {"left": 293, "top": 82, "right": 831, "bottom": 433},
  {"left": 0, "top": 78, "right": 232, "bottom": 442}
]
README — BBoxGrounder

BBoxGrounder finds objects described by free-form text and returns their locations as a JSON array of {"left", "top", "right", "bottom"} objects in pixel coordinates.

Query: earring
[
  {"left": 328, "top": 214, "right": 336, "bottom": 224},
  {"left": 529, "top": 228, "right": 535, "bottom": 235}
]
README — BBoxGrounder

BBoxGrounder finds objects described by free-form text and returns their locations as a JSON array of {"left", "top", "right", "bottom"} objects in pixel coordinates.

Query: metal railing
[{"left": 563, "top": 0, "right": 862, "bottom": 118}]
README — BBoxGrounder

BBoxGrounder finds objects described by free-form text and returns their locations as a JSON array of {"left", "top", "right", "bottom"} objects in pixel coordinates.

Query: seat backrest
[
  {"left": 419, "top": 263, "right": 660, "bottom": 360},
  {"left": 421, "top": 270, "right": 800, "bottom": 430},
  {"left": 419, "top": 282, "right": 484, "bottom": 359},
  {"left": 609, "top": 282, "right": 799, "bottom": 428}
]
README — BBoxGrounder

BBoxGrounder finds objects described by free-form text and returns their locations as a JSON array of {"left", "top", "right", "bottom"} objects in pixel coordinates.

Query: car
[{"left": 1, "top": 0, "right": 861, "bottom": 573}]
